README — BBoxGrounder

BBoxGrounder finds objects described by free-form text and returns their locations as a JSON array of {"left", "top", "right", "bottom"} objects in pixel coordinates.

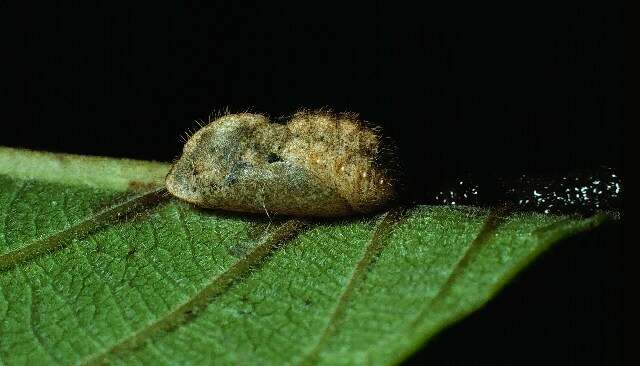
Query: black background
[{"left": 2, "top": 1, "right": 623, "bottom": 364}]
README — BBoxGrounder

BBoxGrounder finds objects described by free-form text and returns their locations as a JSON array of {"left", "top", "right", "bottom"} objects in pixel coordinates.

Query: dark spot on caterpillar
[{"left": 266, "top": 153, "right": 283, "bottom": 163}]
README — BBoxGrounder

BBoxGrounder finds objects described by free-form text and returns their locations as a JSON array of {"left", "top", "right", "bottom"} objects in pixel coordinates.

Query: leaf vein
[
  {"left": 175, "top": 205, "right": 208, "bottom": 277},
  {"left": 301, "top": 209, "right": 402, "bottom": 365},
  {"left": 22, "top": 268, "right": 60, "bottom": 364},
  {"left": 79, "top": 219, "right": 306, "bottom": 366},
  {"left": 0, "top": 187, "right": 168, "bottom": 272},
  {"left": 32, "top": 260, "right": 105, "bottom": 353},
  {"left": 408, "top": 207, "right": 505, "bottom": 330},
  {"left": 143, "top": 220, "right": 192, "bottom": 295}
]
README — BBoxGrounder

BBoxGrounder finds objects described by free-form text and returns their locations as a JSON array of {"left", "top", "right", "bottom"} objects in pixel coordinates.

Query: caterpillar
[{"left": 166, "top": 110, "right": 397, "bottom": 217}]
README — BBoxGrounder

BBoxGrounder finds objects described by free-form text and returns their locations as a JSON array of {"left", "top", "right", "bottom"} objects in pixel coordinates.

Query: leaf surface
[{"left": 0, "top": 147, "right": 607, "bottom": 365}]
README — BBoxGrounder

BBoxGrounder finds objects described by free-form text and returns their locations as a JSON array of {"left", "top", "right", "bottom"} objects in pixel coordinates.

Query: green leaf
[{"left": 0, "top": 147, "right": 608, "bottom": 365}]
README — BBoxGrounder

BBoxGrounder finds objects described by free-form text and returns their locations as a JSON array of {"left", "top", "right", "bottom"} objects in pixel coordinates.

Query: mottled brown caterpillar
[{"left": 165, "top": 111, "right": 397, "bottom": 217}]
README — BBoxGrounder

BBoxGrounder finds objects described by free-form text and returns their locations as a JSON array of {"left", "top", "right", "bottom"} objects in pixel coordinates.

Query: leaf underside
[{"left": 0, "top": 147, "right": 606, "bottom": 365}]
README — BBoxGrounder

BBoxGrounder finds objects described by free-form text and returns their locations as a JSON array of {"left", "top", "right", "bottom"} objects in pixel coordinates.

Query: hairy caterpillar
[{"left": 166, "top": 111, "right": 397, "bottom": 217}]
